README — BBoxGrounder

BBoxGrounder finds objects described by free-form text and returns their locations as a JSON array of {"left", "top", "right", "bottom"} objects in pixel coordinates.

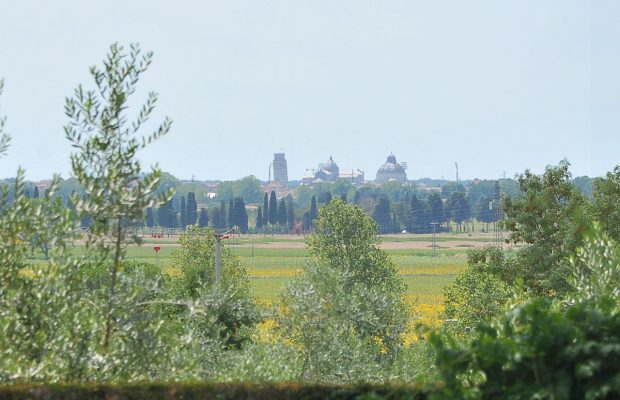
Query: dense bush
[
  {"left": 443, "top": 248, "right": 511, "bottom": 331},
  {"left": 432, "top": 297, "right": 620, "bottom": 399},
  {"left": 432, "top": 227, "right": 620, "bottom": 399},
  {"left": 169, "top": 226, "right": 251, "bottom": 298},
  {"left": 280, "top": 200, "right": 408, "bottom": 382}
]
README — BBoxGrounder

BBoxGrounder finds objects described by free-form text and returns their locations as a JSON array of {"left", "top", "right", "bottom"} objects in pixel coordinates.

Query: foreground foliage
[
  {"left": 0, "top": 383, "right": 435, "bottom": 400},
  {"left": 432, "top": 227, "right": 620, "bottom": 399}
]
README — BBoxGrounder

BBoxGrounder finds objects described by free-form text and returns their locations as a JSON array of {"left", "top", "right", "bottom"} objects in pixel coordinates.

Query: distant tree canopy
[
  {"left": 217, "top": 176, "right": 262, "bottom": 203},
  {"left": 446, "top": 192, "right": 471, "bottom": 232}
]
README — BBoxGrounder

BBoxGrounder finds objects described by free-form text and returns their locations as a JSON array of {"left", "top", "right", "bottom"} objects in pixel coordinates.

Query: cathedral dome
[
  {"left": 323, "top": 156, "right": 339, "bottom": 175},
  {"left": 376, "top": 154, "right": 407, "bottom": 183}
]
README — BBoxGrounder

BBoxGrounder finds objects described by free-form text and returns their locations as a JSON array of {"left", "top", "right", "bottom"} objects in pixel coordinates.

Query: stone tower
[{"left": 273, "top": 153, "right": 288, "bottom": 185}]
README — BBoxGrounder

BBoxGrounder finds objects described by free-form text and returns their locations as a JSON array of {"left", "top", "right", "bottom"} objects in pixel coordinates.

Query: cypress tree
[
  {"left": 269, "top": 190, "right": 278, "bottom": 226},
  {"left": 353, "top": 190, "right": 360, "bottom": 204},
  {"left": 287, "top": 198, "right": 295, "bottom": 231},
  {"left": 372, "top": 197, "right": 391, "bottom": 234},
  {"left": 409, "top": 193, "right": 427, "bottom": 233},
  {"left": 33, "top": 186, "right": 40, "bottom": 199},
  {"left": 198, "top": 207, "right": 209, "bottom": 227},
  {"left": 166, "top": 199, "right": 177, "bottom": 228},
  {"left": 278, "top": 198, "right": 287, "bottom": 226},
  {"left": 340, "top": 193, "right": 347, "bottom": 203},
  {"left": 302, "top": 211, "right": 311, "bottom": 232},
  {"left": 256, "top": 206, "right": 263, "bottom": 230},
  {"left": 233, "top": 197, "right": 249, "bottom": 233},
  {"left": 392, "top": 212, "right": 399, "bottom": 233},
  {"left": 309, "top": 195, "right": 318, "bottom": 227},
  {"left": 325, "top": 192, "right": 332, "bottom": 203},
  {"left": 180, "top": 196, "right": 186, "bottom": 227},
  {"left": 428, "top": 192, "right": 444, "bottom": 227},
  {"left": 186, "top": 192, "right": 198, "bottom": 225},
  {"left": 146, "top": 207, "right": 154, "bottom": 228},
  {"left": 228, "top": 199, "right": 234, "bottom": 228},
  {"left": 219, "top": 200, "right": 227, "bottom": 229},
  {"left": 263, "top": 193, "right": 269, "bottom": 226},
  {"left": 157, "top": 205, "right": 167, "bottom": 227},
  {"left": 211, "top": 207, "right": 221, "bottom": 229}
]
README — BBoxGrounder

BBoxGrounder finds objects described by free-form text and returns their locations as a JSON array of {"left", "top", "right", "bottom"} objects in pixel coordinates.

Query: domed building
[
  {"left": 314, "top": 156, "right": 340, "bottom": 182},
  {"left": 375, "top": 154, "right": 407, "bottom": 184}
]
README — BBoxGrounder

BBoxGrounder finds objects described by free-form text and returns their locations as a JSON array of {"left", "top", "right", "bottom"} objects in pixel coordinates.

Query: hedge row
[{"left": 0, "top": 383, "right": 435, "bottom": 400}]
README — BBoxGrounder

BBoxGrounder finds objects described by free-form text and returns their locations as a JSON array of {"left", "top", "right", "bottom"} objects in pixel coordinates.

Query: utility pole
[
  {"left": 214, "top": 228, "right": 233, "bottom": 284},
  {"left": 493, "top": 180, "right": 503, "bottom": 249},
  {"left": 432, "top": 222, "right": 438, "bottom": 256}
]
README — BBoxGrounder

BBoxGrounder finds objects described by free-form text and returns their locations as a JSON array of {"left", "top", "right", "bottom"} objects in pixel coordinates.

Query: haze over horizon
[{"left": 1, "top": 1, "right": 619, "bottom": 182}]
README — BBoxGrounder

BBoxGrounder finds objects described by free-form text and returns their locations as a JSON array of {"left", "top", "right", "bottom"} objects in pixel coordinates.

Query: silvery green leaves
[
  {"left": 64, "top": 43, "right": 172, "bottom": 350},
  {"left": 569, "top": 223, "right": 620, "bottom": 304},
  {"left": 0, "top": 79, "right": 9, "bottom": 157}
]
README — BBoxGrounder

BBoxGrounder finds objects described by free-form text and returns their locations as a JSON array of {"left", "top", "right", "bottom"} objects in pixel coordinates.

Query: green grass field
[{"left": 27, "top": 232, "right": 489, "bottom": 322}]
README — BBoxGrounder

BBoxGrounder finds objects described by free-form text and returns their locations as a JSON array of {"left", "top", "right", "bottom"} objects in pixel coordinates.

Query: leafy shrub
[
  {"left": 280, "top": 200, "right": 408, "bottom": 382},
  {"left": 432, "top": 297, "right": 620, "bottom": 399},
  {"left": 443, "top": 248, "right": 511, "bottom": 331},
  {"left": 169, "top": 226, "right": 251, "bottom": 299},
  {"left": 432, "top": 227, "right": 620, "bottom": 399}
]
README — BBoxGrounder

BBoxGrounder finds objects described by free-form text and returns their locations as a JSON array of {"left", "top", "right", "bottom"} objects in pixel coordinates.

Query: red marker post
[{"left": 154, "top": 246, "right": 161, "bottom": 267}]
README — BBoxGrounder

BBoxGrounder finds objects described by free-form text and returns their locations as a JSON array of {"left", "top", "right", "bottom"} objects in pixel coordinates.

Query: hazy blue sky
[{"left": 1, "top": 1, "right": 618, "bottom": 181}]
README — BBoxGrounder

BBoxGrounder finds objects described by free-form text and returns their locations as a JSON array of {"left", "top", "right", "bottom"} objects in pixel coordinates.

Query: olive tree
[
  {"left": 64, "top": 43, "right": 172, "bottom": 349},
  {"left": 0, "top": 80, "right": 9, "bottom": 157}
]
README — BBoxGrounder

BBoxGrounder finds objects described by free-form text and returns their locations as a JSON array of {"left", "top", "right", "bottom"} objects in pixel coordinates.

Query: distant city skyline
[{"left": 1, "top": 1, "right": 618, "bottom": 182}]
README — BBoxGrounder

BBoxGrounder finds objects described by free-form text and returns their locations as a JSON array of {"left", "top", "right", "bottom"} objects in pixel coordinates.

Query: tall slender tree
[
  {"left": 166, "top": 199, "right": 177, "bottom": 228},
  {"left": 64, "top": 43, "right": 172, "bottom": 349},
  {"left": 33, "top": 186, "right": 40, "bottom": 199},
  {"left": 263, "top": 192, "right": 269, "bottom": 227},
  {"left": 287, "top": 198, "right": 295, "bottom": 232},
  {"left": 373, "top": 197, "right": 391, "bottom": 234},
  {"left": 198, "top": 207, "right": 208, "bottom": 227},
  {"left": 409, "top": 193, "right": 427, "bottom": 233},
  {"left": 302, "top": 211, "right": 311, "bottom": 232},
  {"left": 157, "top": 204, "right": 167, "bottom": 227},
  {"left": 211, "top": 206, "right": 222, "bottom": 229},
  {"left": 232, "top": 197, "right": 249, "bottom": 233},
  {"left": 228, "top": 199, "right": 234, "bottom": 228},
  {"left": 186, "top": 191, "right": 198, "bottom": 225},
  {"left": 180, "top": 195, "right": 186, "bottom": 228},
  {"left": 428, "top": 192, "right": 444, "bottom": 226},
  {"left": 256, "top": 206, "right": 263, "bottom": 230},
  {"left": 219, "top": 200, "right": 227, "bottom": 229},
  {"left": 146, "top": 207, "right": 154, "bottom": 228},
  {"left": 278, "top": 198, "right": 287, "bottom": 227},
  {"left": 269, "top": 190, "right": 278, "bottom": 226},
  {"left": 309, "top": 195, "right": 318, "bottom": 228}
]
